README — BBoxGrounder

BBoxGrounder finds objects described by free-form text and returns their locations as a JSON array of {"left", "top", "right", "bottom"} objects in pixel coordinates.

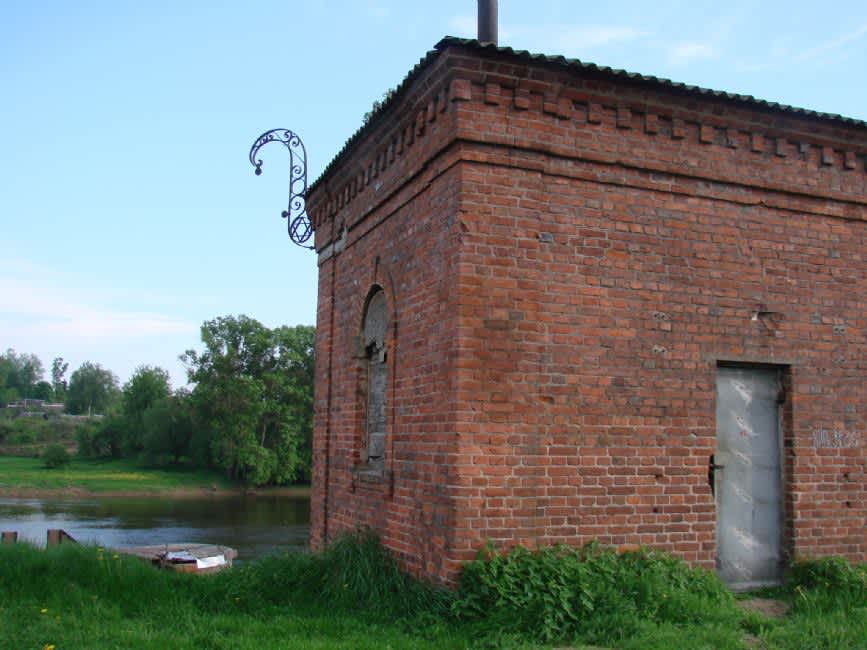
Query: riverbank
[{"left": 0, "top": 456, "right": 310, "bottom": 498}]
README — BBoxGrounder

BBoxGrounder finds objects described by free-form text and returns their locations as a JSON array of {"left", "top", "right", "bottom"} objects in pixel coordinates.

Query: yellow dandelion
[
  {"left": 43, "top": 644, "right": 55, "bottom": 650},
  {"left": 40, "top": 608, "right": 48, "bottom": 614}
]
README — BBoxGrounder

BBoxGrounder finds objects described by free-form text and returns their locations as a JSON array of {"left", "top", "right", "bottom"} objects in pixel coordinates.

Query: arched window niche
[{"left": 360, "top": 287, "right": 388, "bottom": 472}]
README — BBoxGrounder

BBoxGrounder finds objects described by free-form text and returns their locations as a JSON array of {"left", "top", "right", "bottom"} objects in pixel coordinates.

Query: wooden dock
[{"left": 121, "top": 543, "right": 238, "bottom": 574}]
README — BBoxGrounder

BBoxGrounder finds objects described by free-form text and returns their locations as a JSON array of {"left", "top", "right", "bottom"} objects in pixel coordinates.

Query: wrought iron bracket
[{"left": 248, "top": 128, "right": 314, "bottom": 249}]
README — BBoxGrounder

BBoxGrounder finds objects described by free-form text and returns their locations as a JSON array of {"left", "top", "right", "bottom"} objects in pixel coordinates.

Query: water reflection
[{"left": 0, "top": 495, "right": 310, "bottom": 562}]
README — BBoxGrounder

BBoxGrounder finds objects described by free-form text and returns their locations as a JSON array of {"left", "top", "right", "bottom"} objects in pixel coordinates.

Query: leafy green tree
[
  {"left": 0, "top": 349, "right": 45, "bottom": 404},
  {"left": 74, "top": 419, "right": 106, "bottom": 457},
  {"left": 51, "top": 357, "right": 69, "bottom": 402},
  {"left": 90, "top": 415, "right": 130, "bottom": 457},
  {"left": 0, "top": 358, "right": 14, "bottom": 406},
  {"left": 142, "top": 390, "right": 194, "bottom": 464},
  {"left": 32, "top": 381, "right": 53, "bottom": 401},
  {"left": 182, "top": 316, "right": 314, "bottom": 485},
  {"left": 273, "top": 324, "right": 315, "bottom": 482},
  {"left": 120, "top": 365, "right": 171, "bottom": 454},
  {"left": 66, "top": 362, "right": 120, "bottom": 415}
]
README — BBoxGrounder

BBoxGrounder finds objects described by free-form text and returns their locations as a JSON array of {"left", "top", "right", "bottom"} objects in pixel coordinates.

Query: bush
[
  {"left": 77, "top": 414, "right": 127, "bottom": 458},
  {"left": 452, "top": 542, "right": 740, "bottom": 645},
  {"left": 42, "top": 443, "right": 71, "bottom": 469},
  {"left": 0, "top": 418, "right": 13, "bottom": 442},
  {"left": 14, "top": 417, "right": 49, "bottom": 442},
  {"left": 75, "top": 423, "right": 96, "bottom": 457},
  {"left": 0, "top": 416, "right": 89, "bottom": 448}
]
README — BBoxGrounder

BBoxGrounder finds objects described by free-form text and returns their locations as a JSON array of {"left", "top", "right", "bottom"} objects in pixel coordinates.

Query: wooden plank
[{"left": 118, "top": 543, "right": 237, "bottom": 562}]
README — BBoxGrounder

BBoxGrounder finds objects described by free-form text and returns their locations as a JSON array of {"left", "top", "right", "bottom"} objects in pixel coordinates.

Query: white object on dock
[{"left": 119, "top": 543, "right": 237, "bottom": 574}]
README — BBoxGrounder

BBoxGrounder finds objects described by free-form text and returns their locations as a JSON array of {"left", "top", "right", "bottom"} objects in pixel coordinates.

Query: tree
[
  {"left": 66, "top": 362, "right": 120, "bottom": 415},
  {"left": 80, "top": 414, "right": 126, "bottom": 457},
  {"left": 120, "top": 365, "right": 171, "bottom": 454},
  {"left": 0, "top": 356, "right": 18, "bottom": 406},
  {"left": 182, "top": 316, "right": 315, "bottom": 485},
  {"left": 32, "top": 381, "right": 53, "bottom": 401},
  {"left": 0, "top": 349, "right": 45, "bottom": 404},
  {"left": 51, "top": 357, "right": 69, "bottom": 402},
  {"left": 142, "top": 390, "right": 194, "bottom": 464},
  {"left": 272, "top": 324, "right": 315, "bottom": 482}
]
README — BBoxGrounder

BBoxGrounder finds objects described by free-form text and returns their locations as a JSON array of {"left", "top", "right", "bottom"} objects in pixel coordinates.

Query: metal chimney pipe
[{"left": 477, "top": 0, "right": 498, "bottom": 45}]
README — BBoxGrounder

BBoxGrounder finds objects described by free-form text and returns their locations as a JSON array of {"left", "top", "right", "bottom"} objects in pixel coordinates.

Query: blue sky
[{"left": 2, "top": 1, "right": 866, "bottom": 389}]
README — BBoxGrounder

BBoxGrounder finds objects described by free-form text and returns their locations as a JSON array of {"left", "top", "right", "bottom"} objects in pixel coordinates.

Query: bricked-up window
[{"left": 362, "top": 289, "right": 388, "bottom": 468}]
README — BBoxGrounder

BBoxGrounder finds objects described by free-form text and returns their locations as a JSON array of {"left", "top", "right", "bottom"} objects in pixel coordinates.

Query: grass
[
  {"left": 0, "top": 533, "right": 864, "bottom": 649},
  {"left": 0, "top": 536, "right": 469, "bottom": 650},
  {"left": 0, "top": 456, "right": 238, "bottom": 493}
]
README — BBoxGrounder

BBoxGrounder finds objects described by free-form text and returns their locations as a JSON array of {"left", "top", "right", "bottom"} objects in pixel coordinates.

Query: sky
[{"left": 2, "top": 0, "right": 867, "bottom": 389}]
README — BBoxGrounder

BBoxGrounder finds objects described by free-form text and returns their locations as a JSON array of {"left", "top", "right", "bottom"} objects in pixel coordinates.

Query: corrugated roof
[
  {"left": 310, "top": 36, "right": 867, "bottom": 192},
  {"left": 310, "top": 43, "right": 444, "bottom": 193},
  {"left": 444, "top": 37, "right": 867, "bottom": 127}
]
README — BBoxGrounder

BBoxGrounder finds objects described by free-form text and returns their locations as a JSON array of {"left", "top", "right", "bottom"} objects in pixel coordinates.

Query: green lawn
[
  {"left": 0, "top": 538, "right": 864, "bottom": 649},
  {"left": 0, "top": 543, "right": 475, "bottom": 650},
  {"left": 0, "top": 456, "right": 238, "bottom": 493}
]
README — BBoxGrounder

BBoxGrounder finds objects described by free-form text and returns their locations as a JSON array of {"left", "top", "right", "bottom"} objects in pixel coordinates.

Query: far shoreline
[{"left": 0, "top": 485, "right": 312, "bottom": 499}]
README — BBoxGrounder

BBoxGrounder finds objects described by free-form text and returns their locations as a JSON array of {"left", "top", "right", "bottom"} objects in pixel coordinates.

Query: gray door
[{"left": 715, "top": 366, "right": 783, "bottom": 589}]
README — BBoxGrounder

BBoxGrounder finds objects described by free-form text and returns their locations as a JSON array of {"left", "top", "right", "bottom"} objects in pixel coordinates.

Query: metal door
[{"left": 714, "top": 366, "right": 783, "bottom": 589}]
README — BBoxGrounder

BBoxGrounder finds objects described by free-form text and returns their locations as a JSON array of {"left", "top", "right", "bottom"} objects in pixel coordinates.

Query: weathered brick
[{"left": 307, "top": 40, "right": 867, "bottom": 586}]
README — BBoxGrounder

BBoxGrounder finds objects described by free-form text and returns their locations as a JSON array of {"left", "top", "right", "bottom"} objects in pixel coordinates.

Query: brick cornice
[
  {"left": 449, "top": 76, "right": 867, "bottom": 201},
  {"left": 309, "top": 75, "right": 472, "bottom": 251},
  {"left": 310, "top": 68, "right": 867, "bottom": 249}
]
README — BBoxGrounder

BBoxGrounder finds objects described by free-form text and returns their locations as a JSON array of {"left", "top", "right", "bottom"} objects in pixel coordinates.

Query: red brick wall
[
  {"left": 307, "top": 53, "right": 466, "bottom": 577},
  {"left": 309, "top": 43, "right": 867, "bottom": 583},
  {"left": 310, "top": 165, "right": 463, "bottom": 578}
]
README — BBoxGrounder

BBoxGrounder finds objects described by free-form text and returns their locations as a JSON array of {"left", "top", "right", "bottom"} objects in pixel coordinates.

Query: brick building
[{"left": 305, "top": 36, "right": 866, "bottom": 588}]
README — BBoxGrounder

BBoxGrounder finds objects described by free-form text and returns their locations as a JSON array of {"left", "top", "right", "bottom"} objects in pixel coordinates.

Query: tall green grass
[
  {"left": 788, "top": 555, "right": 867, "bottom": 611},
  {"left": 193, "top": 530, "right": 451, "bottom": 622},
  {"left": 755, "top": 556, "right": 867, "bottom": 650},
  {"left": 0, "top": 532, "right": 864, "bottom": 649},
  {"left": 0, "top": 536, "right": 463, "bottom": 649}
]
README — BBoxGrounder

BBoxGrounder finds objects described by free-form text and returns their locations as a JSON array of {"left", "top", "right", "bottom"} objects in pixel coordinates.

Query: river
[{"left": 0, "top": 494, "right": 310, "bottom": 562}]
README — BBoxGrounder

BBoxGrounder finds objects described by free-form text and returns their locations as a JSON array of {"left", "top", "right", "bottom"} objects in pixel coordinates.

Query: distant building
[
  {"left": 306, "top": 34, "right": 866, "bottom": 588},
  {"left": 5, "top": 399, "right": 65, "bottom": 414},
  {"left": 7, "top": 399, "right": 47, "bottom": 409}
]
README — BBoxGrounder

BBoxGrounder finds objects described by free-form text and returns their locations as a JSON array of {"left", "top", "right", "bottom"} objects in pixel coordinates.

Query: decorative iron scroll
[{"left": 248, "top": 128, "right": 313, "bottom": 249}]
